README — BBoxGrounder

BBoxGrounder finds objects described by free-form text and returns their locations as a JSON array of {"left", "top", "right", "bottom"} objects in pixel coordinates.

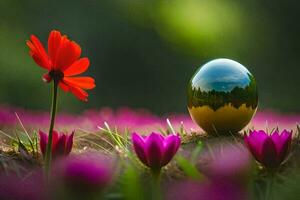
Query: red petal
[
  {"left": 48, "top": 30, "right": 62, "bottom": 62},
  {"left": 63, "top": 58, "right": 90, "bottom": 76},
  {"left": 38, "top": 130, "right": 48, "bottom": 156},
  {"left": 54, "top": 38, "right": 81, "bottom": 70},
  {"left": 31, "top": 54, "right": 49, "bottom": 70},
  {"left": 27, "top": 36, "right": 51, "bottom": 70},
  {"left": 59, "top": 81, "right": 70, "bottom": 92},
  {"left": 63, "top": 77, "right": 95, "bottom": 89},
  {"left": 65, "top": 131, "right": 74, "bottom": 155},
  {"left": 54, "top": 134, "right": 67, "bottom": 158},
  {"left": 26, "top": 41, "right": 36, "bottom": 53},
  {"left": 51, "top": 130, "right": 59, "bottom": 155},
  {"left": 68, "top": 85, "right": 89, "bottom": 101}
]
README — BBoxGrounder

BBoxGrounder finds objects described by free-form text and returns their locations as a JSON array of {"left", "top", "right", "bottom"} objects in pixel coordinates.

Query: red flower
[
  {"left": 39, "top": 130, "right": 74, "bottom": 159},
  {"left": 27, "top": 30, "right": 95, "bottom": 101}
]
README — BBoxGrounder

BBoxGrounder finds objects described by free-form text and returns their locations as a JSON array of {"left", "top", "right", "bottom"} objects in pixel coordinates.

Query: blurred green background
[{"left": 0, "top": 0, "right": 299, "bottom": 114}]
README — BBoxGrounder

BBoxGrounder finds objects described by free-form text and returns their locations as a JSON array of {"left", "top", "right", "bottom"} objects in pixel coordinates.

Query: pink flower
[
  {"left": 39, "top": 130, "right": 74, "bottom": 159},
  {"left": 244, "top": 130, "right": 292, "bottom": 169},
  {"left": 50, "top": 154, "right": 114, "bottom": 199},
  {"left": 132, "top": 132, "right": 181, "bottom": 171}
]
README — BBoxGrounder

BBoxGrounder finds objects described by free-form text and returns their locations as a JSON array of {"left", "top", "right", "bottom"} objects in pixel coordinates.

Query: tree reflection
[{"left": 188, "top": 73, "right": 258, "bottom": 111}]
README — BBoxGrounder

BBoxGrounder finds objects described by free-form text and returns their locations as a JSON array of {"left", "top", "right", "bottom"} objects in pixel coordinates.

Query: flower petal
[
  {"left": 68, "top": 85, "right": 88, "bottom": 101},
  {"left": 145, "top": 132, "right": 164, "bottom": 169},
  {"left": 54, "top": 134, "right": 67, "bottom": 158},
  {"left": 132, "top": 132, "right": 148, "bottom": 166},
  {"left": 280, "top": 129, "right": 292, "bottom": 143},
  {"left": 30, "top": 51, "right": 49, "bottom": 70},
  {"left": 270, "top": 131, "right": 281, "bottom": 150},
  {"left": 54, "top": 38, "right": 81, "bottom": 70},
  {"left": 161, "top": 134, "right": 181, "bottom": 166},
  {"left": 48, "top": 30, "right": 62, "bottom": 62},
  {"left": 65, "top": 131, "right": 74, "bottom": 155},
  {"left": 58, "top": 81, "right": 70, "bottom": 92},
  {"left": 63, "top": 77, "right": 95, "bottom": 90},
  {"left": 38, "top": 130, "right": 48, "bottom": 156},
  {"left": 277, "top": 130, "right": 292, "bottom": 163},
  {"left": 27, "top": 35, "right": 50, "bottom": 70},
  {"left": 51, "top": 130, "right": 59, "bottom": 155},
  {"left": 244, "top": 130, "right": 268, "bottom": 162},
  {"left": 261, "top": 137, "right": 278, "bottom": 168},
  {"left": 63, "top": 58, "right": 90, "bottom": 76}
]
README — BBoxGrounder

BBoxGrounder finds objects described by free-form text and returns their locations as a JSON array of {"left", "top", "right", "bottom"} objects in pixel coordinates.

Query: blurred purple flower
[
  {"left": 166, "top": 180, "right": 248, "bottom": 200},
  {"left": 244, "top": 129, "right": 292, "bottom": 169},
  {"left": 51, "top": 154, "right": 114, "bottom": 198},
  {"left": 132, "top": 132, "right": 181, "bottom": 171},
  {"left": 39, "top": 130, "right": 74, "bottom": 159},
  {"left": 198, "top": 143, "right": 252, "bottom": 182}
]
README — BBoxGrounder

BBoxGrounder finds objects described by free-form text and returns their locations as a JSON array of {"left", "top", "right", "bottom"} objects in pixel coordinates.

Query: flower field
[{"left": 0, "top": 105, "right": 299, "bottom": 200}]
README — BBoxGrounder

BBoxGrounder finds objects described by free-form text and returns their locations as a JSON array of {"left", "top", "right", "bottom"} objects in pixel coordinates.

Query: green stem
[
  {"left": 151, "top": 169, "right": 161, "bottom": 200},
  {"left": 44, "top": 80, "right": 58, "bottom": 176},
  {"left": 265, "top": 172, "right": 275, "bottom": 200}
]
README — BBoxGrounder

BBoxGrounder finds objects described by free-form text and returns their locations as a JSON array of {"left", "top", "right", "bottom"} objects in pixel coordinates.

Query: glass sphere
[{"left": 187, "top": 58, "right": 258, "bottom": 135}]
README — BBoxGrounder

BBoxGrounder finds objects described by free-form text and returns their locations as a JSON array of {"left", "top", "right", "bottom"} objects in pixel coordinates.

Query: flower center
[{"left": 49, "top": 70, "right": 64, "bottom": 82}]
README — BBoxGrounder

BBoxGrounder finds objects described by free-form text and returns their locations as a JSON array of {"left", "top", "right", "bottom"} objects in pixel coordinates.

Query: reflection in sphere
[{"left": 187, "top": 59, "right": 258, "bottom": 135}]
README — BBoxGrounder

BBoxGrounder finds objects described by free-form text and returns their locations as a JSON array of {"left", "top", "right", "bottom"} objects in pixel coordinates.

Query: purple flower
[
  {"left": 132, "top": 132, "right": 181, "bottom": 170},
  {"left": 39, "top": 130, "right": 74, "bottom": 159},
  {"left": 244, "top": 130, "right": 292, "bottom": 169},
  {"left": 51, "top": 154, "right": 114, "bottom": 198}
]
